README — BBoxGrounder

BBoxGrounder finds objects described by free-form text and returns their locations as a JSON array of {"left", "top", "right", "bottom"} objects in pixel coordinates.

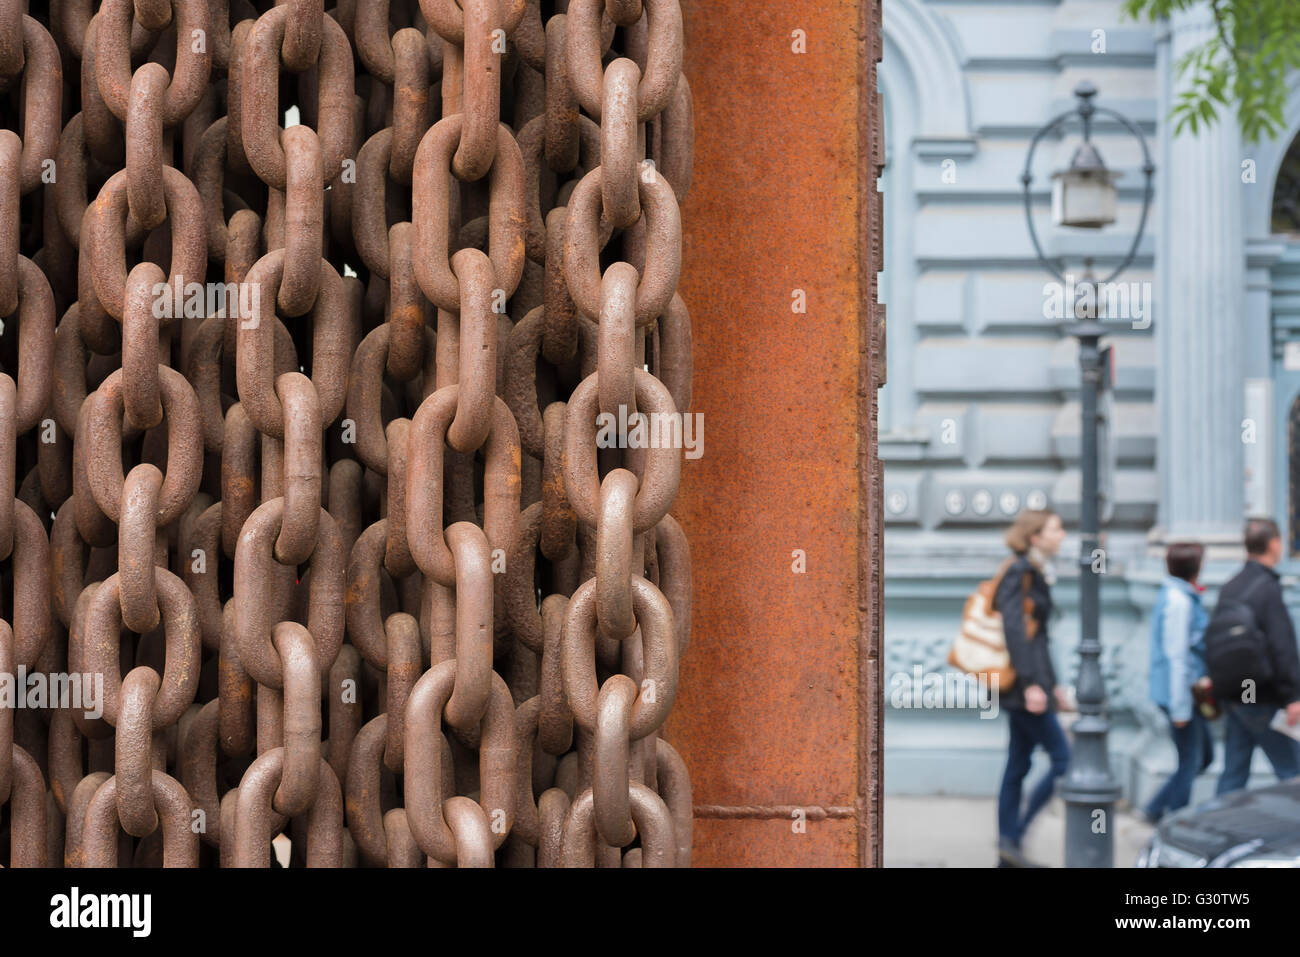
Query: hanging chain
[{"left": 0, "top": 0, "right": 694, "bottom": 868}]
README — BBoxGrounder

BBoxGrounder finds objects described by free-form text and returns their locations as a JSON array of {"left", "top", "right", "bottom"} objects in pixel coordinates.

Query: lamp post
[{"left": 1020, "top": 81, "right": 1154, "bottom": 868}]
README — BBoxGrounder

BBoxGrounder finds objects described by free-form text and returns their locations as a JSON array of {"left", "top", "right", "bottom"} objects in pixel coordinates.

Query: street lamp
[
  {"left": 1020, "top": 81, "right": 1154, "bottom": 868},
  {"left": 1052, "top": 141, "right": 1119, "bottom": 228}
]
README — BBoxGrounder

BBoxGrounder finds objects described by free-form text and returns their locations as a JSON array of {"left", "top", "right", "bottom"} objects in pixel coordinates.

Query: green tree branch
[{"left": 1123, "top": 0, "right": 1300, "bottom": 142}]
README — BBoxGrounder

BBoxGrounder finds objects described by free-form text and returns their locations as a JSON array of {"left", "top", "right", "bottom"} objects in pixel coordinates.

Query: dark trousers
[
  {"left": 1216, "top": 702, "right": 1300, "bottom": 795},
  {"left": 1144, "top": 706, "right": 1212, "bottom": 820},
  {"left": 997, "top": 708, "right": 1070, "bottom": 846}
]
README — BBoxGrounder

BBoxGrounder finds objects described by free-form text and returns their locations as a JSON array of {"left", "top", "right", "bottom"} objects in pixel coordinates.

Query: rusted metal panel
[
  {"left": 689, "top": 819, "right": 860, "bottom": 868},
  {"left": 668, "top": 0, "right": 885, "bottom": 866}
]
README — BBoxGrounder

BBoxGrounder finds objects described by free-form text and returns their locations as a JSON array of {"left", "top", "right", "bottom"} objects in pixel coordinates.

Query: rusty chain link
[{"left": 0, "top": 0, "right": 693, "bottom": 868}]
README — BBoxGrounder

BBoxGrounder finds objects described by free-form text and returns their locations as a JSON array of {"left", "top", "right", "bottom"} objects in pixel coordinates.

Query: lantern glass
[{"left": 1051, "top": 168, "right": 1118, "bottom": 229}]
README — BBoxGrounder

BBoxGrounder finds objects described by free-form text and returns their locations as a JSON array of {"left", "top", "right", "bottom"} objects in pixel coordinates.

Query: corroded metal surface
[
  {"left": 1, "top": 0, "right": 697, "bottom": 868},
  {"left": 668, "top": 0, "right": 885, "bottom": 866}
]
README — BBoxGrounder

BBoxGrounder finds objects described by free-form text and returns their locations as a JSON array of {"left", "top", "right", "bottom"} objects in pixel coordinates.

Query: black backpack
[{"left": 1204, "top": 575, "right": 1275, "bottom": 701}]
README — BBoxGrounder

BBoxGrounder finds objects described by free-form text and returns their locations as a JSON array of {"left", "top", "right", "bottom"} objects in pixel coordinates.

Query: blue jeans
[
  {"left": 1144, "top": 707, "right": 1212, "bottom": 820},
  {"left": 998, "top": 708, "right": 1070, "bottom": 845},
  {"left": 1216, "top": 702, "right": 1300, "bottom": 795}
]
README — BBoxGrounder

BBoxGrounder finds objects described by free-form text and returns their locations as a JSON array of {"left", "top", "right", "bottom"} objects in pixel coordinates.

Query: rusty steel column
[{"left": 667, "top": 0, "right": 886, "bottom": 866}]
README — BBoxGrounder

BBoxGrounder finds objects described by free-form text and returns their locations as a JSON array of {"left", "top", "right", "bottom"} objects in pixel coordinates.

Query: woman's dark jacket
[{"left": 993, "top": 552, "right": 1057, "bottom": 711}]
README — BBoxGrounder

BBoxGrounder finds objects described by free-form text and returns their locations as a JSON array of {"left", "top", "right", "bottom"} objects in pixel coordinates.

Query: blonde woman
[{"left": 995, "top": 509, "right": 1071, "bottom": 867}]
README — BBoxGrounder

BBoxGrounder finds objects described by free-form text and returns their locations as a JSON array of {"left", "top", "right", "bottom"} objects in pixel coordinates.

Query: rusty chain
[{"left": 0, "top": 0, "right": 693, "bottom": 868}]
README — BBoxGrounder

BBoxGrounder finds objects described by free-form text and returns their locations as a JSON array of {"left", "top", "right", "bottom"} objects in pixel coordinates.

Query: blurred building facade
[{"left": 881, "top": 0, "right": 1300, "bottom": 804}]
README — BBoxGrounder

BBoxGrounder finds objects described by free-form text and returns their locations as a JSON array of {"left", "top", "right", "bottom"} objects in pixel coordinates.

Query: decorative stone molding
[{"left": 882, "top": 0, "right": 973, "bottom": 146}]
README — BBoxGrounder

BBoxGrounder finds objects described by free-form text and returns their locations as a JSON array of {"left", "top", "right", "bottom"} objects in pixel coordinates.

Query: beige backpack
[{"left": 947, "top": 559, "right": 1031, "bottom": 688}]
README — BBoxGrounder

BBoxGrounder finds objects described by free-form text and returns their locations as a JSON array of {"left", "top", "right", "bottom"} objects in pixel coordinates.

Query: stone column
[{"left": 1154, "top": 3, "right": 1246, "bottom": 552}]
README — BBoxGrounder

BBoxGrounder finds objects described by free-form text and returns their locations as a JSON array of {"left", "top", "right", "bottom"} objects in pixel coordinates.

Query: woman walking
[
  {"left": 996, "top": 508, "right": 1071, "bottom": 867},
  {"left": 1142, "top": 542, "right": 1213, "bottom": 822}
]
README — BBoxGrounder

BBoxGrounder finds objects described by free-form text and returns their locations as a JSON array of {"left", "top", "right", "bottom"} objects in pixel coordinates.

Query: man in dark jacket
[{"left": 1213, "top": 518, "right": 1300, "bottom": 794}]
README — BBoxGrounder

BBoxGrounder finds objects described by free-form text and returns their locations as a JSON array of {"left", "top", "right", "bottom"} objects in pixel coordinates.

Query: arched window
[{"left": 1273, "top": 131, "right": 1300, "bottom": 235}]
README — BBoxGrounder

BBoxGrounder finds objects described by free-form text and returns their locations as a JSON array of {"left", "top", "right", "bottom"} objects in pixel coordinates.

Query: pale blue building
[{"left": 881, "top": 0, "right": 1300, "bottom": 803}]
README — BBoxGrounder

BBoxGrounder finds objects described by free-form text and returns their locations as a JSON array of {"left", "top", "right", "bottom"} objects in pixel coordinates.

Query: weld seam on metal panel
[{"left": 693, "top": 805, "right": 857, "bottom": 820}]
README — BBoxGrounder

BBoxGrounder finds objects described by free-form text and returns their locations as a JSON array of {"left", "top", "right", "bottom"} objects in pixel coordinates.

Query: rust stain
[
  {"left": 666, "top": 0, "right": 883, "bottom": 866},
  {"left": 689, "top": 819, "right": 860, "bottom": 869}
]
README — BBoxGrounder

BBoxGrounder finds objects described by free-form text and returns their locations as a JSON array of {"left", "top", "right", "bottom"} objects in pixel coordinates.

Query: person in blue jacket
[{"left": 1143, "top": 541, "right": 1213, "bottom": 822}]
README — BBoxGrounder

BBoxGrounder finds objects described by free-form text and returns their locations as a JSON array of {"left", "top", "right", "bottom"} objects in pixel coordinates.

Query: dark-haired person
[
  {"left": 1213, "top": 518, "right": 1300, "bottom": 794},
  {"left": 1142, "top": 542, "right": 1212, "bottom": 822},
  {"left": 995, "top": 509, "right": 1071, "bottom": 867}
]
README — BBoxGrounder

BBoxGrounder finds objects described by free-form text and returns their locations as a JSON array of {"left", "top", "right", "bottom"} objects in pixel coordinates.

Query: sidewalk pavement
[{"left": 883, "top": 795, "right": 1155, "bottom": 867}]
